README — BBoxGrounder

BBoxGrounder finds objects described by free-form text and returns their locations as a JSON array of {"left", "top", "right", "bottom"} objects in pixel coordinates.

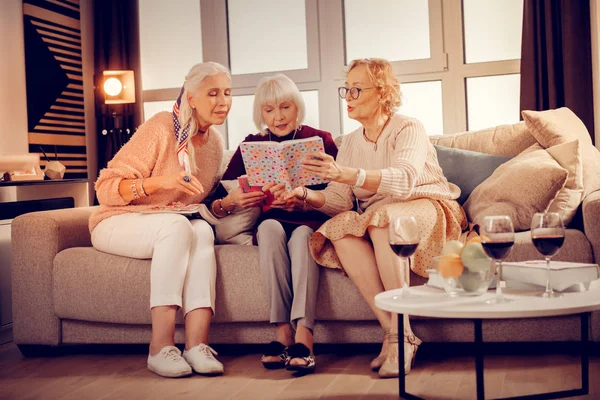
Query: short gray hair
[{"left": 252, "top": 74, "right": 305, "bottom": 133}]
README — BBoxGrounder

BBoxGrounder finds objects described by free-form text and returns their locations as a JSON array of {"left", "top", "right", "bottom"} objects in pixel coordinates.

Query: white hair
[
  {"left": 177, "top": 61, "right": 230, "bottom": 172},
  {"left": 252, "top": 74, "right": 305, "bottom": 133}
]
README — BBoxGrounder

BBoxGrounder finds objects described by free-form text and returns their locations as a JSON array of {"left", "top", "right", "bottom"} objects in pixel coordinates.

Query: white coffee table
[{"left": 374, "top": 285, "right": 600, "bottom": 400}]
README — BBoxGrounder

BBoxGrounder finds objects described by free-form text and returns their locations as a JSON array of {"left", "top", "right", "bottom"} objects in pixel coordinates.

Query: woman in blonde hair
[
  {"left": 278, "top": 58, "right": 468, "bottom": 377},
  {"left": 91, "top": 62, "right": 233, "bottom": 378}
]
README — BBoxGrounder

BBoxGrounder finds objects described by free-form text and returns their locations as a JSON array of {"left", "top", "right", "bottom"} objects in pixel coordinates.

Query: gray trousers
[{"left": 256, "top": 219, "right": 320, "bottom": 331}]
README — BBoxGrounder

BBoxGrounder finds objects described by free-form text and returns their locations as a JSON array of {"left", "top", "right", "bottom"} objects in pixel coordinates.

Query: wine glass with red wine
[
  {"left": 531, "top": 212, "right": 565, "bottom": 298},
  {"left": 388, "top": 216, "right": 419, "bottom": 299},
  {"left": 481, "top": 216, "right": 515, "bottom": 304}
]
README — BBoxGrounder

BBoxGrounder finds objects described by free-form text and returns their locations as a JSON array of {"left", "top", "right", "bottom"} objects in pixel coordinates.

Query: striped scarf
[{"left": 173, "top": 87, "right": 193, "bottom": 174}]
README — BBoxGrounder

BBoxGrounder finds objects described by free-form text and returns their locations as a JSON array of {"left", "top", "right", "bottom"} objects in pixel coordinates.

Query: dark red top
[{"left": 222, "top": 125, "right": 338, "bottom": 233}]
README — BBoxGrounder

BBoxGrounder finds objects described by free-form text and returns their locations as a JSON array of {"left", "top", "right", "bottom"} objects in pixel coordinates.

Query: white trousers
[{"left": 91, "top": 213, "right": 217, "bottom": 315}]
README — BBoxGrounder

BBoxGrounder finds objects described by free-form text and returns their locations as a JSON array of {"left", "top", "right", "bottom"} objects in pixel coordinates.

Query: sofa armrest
[
  {"left": 11, "top": 206, "right": 96, "bottom": 345},
  {"left": 583, "top": 190, "right": 600, "bottom": 263}
]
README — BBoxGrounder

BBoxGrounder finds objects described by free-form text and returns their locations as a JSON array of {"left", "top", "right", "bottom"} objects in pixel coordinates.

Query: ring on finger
[{"left": 183, "top": 175, "right": 191, "bottom": 183}]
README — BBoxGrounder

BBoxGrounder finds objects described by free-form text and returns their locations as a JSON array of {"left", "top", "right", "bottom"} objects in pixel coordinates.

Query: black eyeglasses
[{"left": 338, "top": 86, "right": 374, "bottom": 99}]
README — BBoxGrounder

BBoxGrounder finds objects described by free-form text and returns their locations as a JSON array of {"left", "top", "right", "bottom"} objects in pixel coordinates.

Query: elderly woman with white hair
[
  {"left": 92, "top": 62, "right": 232, "bottom": 378},
  {"left": 221, "top": 74, "right": 337, "bottom": 374}
]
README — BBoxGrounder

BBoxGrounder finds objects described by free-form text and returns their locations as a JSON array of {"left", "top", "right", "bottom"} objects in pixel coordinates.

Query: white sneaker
[
  {"left": 183, "top": 344, "right": 224, "bottom": 375},
  {"left": 147, "top": 346, "right": 193, "bottom": 378}
]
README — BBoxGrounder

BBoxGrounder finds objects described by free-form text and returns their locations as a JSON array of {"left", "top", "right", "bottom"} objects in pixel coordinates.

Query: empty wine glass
[
  {"left": 388, "top": 216, "right": 419, "bottom": 299},
  {"left": 531, "top": 212, "right": 565, "bottom": 298},
  {"left": 481, "top": 216, "right": 515, "bottom": 304}
]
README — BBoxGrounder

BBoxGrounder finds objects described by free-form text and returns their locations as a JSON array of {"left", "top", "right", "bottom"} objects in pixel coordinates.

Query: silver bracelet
[
  {"left": 354, "top": 168, "right": 366, "bottom": 187},
  {"left": 131, "top": 179, "right": 140, "bottom": 200}
]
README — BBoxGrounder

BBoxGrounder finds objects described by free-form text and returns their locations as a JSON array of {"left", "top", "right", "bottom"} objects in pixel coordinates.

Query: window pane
[
  {"left": 400, "top": 81, "right": 443, "bottom": 136},
  {"left": 463, "top": 0, "right": 523, "bottom": 64},
  {"left": 466, "top": 74, "right": 520, "bottom": 131},
  {"left": 340, "top": 81, "right": 443, "bottom": 136},
  {"left": 344, "top": 0, "right": 430, "bottom": 64},
  {"left": 139, "top": 0, "right": 202, "bottom": 90},
  {"left": 143, "top": 100, "right": 175, "bottom": 122},
  {"left": 228, "top": 0, "right": 308, "bottom": 75},
  {"left": 227, "top": 91, "right": 319, "bottom": 150}
]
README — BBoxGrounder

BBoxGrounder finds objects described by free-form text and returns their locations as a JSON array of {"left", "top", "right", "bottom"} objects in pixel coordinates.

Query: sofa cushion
[
  {"left": 433, "top": 145, "right": 511, "bottom": 205},
  {"left": 53, "top": 245, "right": 376, "bottom": 325},
  {"left": 429, "top": 121, "right": 537, "bottom": 157},
  {"left": 544, "top": 140, "right": 584, "bottom": 225},
  {"left": 214, "top": 179, "right": 260, "bottom": 245},
  {"left": 522, "top": 108, "right": 600, "bottom": 198},
  {"left": 464, "top": 145, "right": 568, "bottom": 231}
]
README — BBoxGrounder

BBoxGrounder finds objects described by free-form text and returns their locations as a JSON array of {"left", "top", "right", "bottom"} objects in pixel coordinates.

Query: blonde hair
[
  {"left": 253, "top": 74, "right": 305, "bottom": 133},
  {"left": 347, "top": 58, "right": 401, "bottom": 117},
  {"left": 177, "top": 62, "right": 230, "bottom": 172}
]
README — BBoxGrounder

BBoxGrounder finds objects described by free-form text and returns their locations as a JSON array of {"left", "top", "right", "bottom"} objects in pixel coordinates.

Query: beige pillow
[
  {"left": 429, "top": 121, "right": 536, "bottom": 157},
  {"left": 545, "top": 140, "right": 584, "bottom": 225},
  {"left": 522, "top": 108, "right": 600, "bottom": 197},
  {"left": 464, "top": 147, "right": 569, "bottom": 231},
  {"left": 214, "top": 180, "right": 260, "bottom": 245}
]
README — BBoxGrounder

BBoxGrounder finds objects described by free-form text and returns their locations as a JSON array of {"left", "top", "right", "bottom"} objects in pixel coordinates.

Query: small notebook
[{"left": 240, "top": 136, "right": 328, "bottom": 190}]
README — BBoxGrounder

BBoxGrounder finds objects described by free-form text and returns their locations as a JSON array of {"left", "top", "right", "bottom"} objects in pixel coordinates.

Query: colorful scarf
[{"left": 173, "top": 86, "right": 191, "bottom": 174}]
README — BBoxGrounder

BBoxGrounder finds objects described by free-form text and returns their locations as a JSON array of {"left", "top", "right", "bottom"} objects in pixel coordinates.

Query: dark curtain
[
  {"left": 94, "top": 0, "right": 143, "bottom": 174},
  {"left": 520, "top": 0, "right": 595, "bottom": 143}
]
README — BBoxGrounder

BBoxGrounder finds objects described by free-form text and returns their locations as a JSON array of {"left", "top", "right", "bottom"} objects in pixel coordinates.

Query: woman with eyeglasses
[
  {"left": 276, "top": 58, "right": 469, "bottom": 378},
  {"left": 91, "top": 62, "right": 232, "bottom": 378},
  {"left": 221, "top": 74, "right": 337, "bottom": 374}
]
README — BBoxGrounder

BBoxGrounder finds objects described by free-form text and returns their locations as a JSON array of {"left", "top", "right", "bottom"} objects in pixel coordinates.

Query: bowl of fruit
[{"left": 434, "top": 237, "right": 494, "bottom": 297}]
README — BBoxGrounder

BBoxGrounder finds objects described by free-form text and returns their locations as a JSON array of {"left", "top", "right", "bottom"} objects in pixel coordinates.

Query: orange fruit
[
  {"left": 437, "top": 254, "right": 464, "bottom": 278},
  {"left": 466, "top": 236, "right": 482, "bottom": 245}
]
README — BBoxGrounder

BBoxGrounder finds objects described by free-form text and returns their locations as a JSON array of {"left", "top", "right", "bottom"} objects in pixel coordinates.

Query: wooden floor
[{"left": 0, "top": 342, "right": 599, "bottom": 400}]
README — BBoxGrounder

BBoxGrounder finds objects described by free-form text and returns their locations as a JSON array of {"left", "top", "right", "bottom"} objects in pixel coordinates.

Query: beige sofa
[{"left": 11, "top": 118, "right": 600, "bottom": 354}]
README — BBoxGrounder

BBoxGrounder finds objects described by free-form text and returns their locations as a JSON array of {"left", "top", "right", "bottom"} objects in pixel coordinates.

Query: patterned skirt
[{"left": 309, "top": 198, "right": 475, "bottom": 277}]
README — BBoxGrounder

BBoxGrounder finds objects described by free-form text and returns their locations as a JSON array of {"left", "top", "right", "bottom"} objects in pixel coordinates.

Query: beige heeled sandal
[
  {"left": 370, "top": 330, "right": 393, "bottom": 371},
  {"left": 378, "top": 333, "right": 422, "bottom": 378}
]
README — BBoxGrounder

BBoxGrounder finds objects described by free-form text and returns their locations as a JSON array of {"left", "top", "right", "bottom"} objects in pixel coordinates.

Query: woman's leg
[
  {"left": 92, "top": 213, "right": 195, "bottom": 377},
  {"left": 257, "top": 220, "right": 295, "bottom": 359},
  {"left": 331, "top": 235, "right": 391, "bottom": 332},
  {"left": 180, "top": 219, "right": 223, "bottom": 375},
  {"left": 287, "top": 226, "right": 320, "bottom": 367},
  {"left": 183, "top": 219, "right": 217, "bottom": 347},
  {"left": 368, "top": 225, "right": 421, "bottom": 377}
]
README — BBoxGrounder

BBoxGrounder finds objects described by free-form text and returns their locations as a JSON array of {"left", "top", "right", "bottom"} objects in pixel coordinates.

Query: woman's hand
[
  {"left": 302, "top": 152, "right": 344, "bottom": 181},
  {"left": 161, "top": 171, "right": 204, "bottom": 195},
  {"left": 224, "top": 186, "right": 266, "bottom": 209}
]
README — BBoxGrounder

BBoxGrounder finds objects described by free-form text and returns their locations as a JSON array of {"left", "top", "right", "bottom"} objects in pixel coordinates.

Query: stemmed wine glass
[
  {"left": 531, "top": 212, "right": 565, "bottom": 298},
  {"left": 388, "top": 216, "right": 420, "bottom": 299},
  {"left": 481, "top": 216, "right": 515, "bottom": 304}
]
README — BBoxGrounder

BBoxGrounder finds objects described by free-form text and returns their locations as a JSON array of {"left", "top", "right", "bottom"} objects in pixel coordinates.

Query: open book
[
  {"left": 140, "top": 202, "right": 220, "bottom": 225},
  {"left": 240, "top": 136, "right": 328, "bottom": 190}
]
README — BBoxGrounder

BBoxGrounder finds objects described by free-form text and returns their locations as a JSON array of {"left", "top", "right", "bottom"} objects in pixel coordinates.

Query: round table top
[{"left": 374, "top": 284, "right": 600, "bottom": 319}]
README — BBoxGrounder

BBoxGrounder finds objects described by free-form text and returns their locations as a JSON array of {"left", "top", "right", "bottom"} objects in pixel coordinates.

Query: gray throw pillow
[{"left": 433, "top": 145, "right": 512, "bottom": 205}]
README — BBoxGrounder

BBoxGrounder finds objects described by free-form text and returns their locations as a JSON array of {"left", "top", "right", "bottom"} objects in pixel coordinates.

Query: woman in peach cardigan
[
  {"left": 278, "top": 58, "right": 469, "bottom": 378},
  {"left": 91, "top": 62, "right": 263, "bottom": 378}
]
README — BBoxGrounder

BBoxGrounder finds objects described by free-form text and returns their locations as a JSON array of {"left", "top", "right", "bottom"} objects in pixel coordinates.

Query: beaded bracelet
[
  {"left": 139, "top": 178, "right": 148, "bottom": 197},
  {"left": 131, "top": 179, "right": 140, "bottom": 200}
]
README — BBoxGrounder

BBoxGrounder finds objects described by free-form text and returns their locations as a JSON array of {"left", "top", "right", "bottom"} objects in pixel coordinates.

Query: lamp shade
[{"left": 103, "top": 70, "right": 136, "bottom": 104}]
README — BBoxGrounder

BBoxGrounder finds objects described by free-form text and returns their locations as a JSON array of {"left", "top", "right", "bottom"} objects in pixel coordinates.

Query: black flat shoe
[
  {"left": 285, "top": 343, "right": 315, "bottom": 375},
  {"left": 261, "top": 341, "right": 289, "bottom": 370}
]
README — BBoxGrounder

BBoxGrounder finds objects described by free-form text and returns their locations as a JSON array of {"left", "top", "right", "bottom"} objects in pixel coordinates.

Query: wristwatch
[{"left": 354, "top": 168, "right": 366, "bottom": 188}]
